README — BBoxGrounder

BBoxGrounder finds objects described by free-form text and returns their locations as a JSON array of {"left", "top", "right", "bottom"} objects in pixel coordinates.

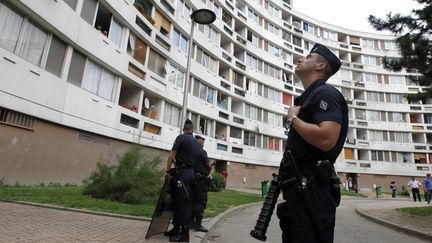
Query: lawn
[
  {"left": 0, "top": 186, "right": 262, "bottom": 218},
  {"left": 398, "top": 206, "right": 432, "bottom": 216}
]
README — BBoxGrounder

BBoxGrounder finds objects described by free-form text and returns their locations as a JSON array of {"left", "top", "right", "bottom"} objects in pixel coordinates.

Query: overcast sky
[{"left": 292, "top": 0, "right": 422, "bottom": 34}]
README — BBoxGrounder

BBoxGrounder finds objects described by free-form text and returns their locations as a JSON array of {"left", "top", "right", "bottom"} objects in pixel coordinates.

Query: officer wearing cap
[
  {"left": 276, "top": 43, "right": 348, "bottom": 243},
  {"left": 164, "top": 119, "right": 200, "bottom": 242},
  {"left": 191, "top": 135, "right": 214, "bottom": 232}
]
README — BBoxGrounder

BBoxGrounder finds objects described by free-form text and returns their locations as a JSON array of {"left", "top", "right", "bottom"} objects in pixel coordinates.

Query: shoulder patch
[{"left": 320, "top": 100, "right": 328, "bottom": 110}]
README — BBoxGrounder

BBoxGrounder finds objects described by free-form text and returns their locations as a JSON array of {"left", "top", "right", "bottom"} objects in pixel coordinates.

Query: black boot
[
  {"left": 164, "top": 226, "right": 180, "bottom": 236},
  {"left": 169, "top": 229, "right": 189, "bottom": 242},
  {"left": 192, "top": 217, "right": 208, "bottom": 232}
]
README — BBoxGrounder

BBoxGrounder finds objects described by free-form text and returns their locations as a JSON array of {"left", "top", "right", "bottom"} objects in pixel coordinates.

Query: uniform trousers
[
  {"left": 191, "top": 175, "right": 209, "bottom": 221},
  {"left": 277, "top": 179, "right": 338, "bottom": 243},
  {"left": 171, "top": 167, "right": 194, "bottom": 229}
]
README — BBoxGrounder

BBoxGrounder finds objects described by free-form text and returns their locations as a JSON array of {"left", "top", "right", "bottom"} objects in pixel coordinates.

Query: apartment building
[{"left": 0, "top": 0, "right": 429, "bottom": 191}]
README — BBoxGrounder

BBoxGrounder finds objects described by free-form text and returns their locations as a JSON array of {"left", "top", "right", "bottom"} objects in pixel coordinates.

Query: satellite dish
[{"left": 144, "top": 98, "right": 150, "bottom": 109}]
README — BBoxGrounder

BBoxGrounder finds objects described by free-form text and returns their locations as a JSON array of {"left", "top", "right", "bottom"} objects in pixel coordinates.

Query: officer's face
[{"left": 295, "top": 53, "right": 320, "bottom": 76}]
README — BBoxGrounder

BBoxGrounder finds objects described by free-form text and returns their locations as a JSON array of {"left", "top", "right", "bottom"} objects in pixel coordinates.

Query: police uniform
[
  {"left": 191, "top": 135, "right": 210, "bottom": 231},
  {"left": 168, "top": 122, "right": 201, "bottom": 241},
  {"left": 277, "top": 43, "right": 348, "bottom": 243}
]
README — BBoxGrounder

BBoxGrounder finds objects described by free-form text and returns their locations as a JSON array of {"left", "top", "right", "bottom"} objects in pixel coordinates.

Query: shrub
[
  {"left": 209, "top": 172, "right": 225, "bottom": 192},
  {"left": 82, "top": 147, "right": 164, "bottom": 204}
]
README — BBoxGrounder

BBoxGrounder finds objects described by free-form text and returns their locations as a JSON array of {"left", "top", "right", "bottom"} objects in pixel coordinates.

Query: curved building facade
[{"left": 0, "top": 0, "right": 429, "bottom": 191}]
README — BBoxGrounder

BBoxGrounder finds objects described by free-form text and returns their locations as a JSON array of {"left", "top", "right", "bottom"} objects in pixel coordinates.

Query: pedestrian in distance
[
  {"left": 424, "top": 173, "right": 432, "bottom": 204},
  {"left": 407, "top": 177, "right": 422, "bottom": 202},
  {"left": 190, "top": 135, "right": 214, "bottom": 232},
  {"left": 164, "top": 119, "right": 200, "bottom": 242},
  {"left": 390, "top": 181, "right": 397, "bottom": 198},
  {"left": 276, "top": 43, "right": 348, "bottom": 243}
]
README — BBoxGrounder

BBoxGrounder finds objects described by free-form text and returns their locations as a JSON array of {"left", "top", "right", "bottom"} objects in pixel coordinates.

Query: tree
[{"left": 368, "top": 0, "right": 432, "bottom": 102}]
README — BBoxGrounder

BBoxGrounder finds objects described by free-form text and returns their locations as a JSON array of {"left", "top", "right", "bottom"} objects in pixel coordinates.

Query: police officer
[
  {"left": 164, "top": 119, "right": 200, "bottom": 242},
  {"left": 191, "top": 135, "right": 214, "bottom": 232},
  {"left": 276, "top": 43, "right": 348, "bottom": 243}
]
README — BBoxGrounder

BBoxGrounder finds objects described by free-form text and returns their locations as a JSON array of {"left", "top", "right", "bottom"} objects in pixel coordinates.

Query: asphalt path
[{"left": 207, "top": 198, "right": 429, "bottom": 243}]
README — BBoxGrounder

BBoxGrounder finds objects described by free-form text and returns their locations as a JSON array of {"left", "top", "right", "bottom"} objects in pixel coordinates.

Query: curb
[
  {"left": 0, "top": 199, "right": 151, "bottom": 222},
  {"left": 355, "top": 208, "right": 432, "bottom": 241},
  {"left": 193, "top": 201, "right": 265, "bottom": 243}
]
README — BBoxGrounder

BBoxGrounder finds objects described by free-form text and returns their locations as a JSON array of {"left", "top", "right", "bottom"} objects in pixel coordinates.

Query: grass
[
  {"left": 398, "top": 206, "right": 432, "bottom": 216},
  {"left": 0, "top": 186, "right": 262, "bottom": 219},
  {"left": 341, "top": 189, "right": 368, "bottom": 197}
]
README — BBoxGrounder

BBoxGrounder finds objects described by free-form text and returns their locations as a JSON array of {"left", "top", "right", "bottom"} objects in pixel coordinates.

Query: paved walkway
[{"left": 0, "top": 189, "right": 431, "bottom": 242}]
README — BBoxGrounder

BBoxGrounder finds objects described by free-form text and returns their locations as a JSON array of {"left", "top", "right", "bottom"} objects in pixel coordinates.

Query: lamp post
[{"left": 179, "top": 9, "right": 216, "bottom": 134}]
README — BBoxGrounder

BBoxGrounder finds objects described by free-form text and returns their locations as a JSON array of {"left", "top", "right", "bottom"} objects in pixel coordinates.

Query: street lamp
[{"left": 179, "top": 9, "right": 216, "bottom": 134}]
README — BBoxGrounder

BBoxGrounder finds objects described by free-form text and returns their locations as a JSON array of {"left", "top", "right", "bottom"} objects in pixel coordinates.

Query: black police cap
[
  {"left": 195, "top": 135, "right": 205, "bottom": 140},
  {"left": 310, "top": 43, "right": 341, "bottom": 77}
]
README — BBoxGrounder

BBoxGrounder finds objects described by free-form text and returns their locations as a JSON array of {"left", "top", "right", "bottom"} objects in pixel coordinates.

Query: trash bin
[
  {"left": 261, "top": 180, "right": 270, "bottom": 198},
  {"left": 375, "top": 186, "right": 382, "bottom": 198}
]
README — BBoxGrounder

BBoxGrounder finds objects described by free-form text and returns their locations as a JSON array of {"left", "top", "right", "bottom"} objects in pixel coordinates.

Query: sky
[{"left": 293, "top": 0, "right": 422, "bottom": 34}]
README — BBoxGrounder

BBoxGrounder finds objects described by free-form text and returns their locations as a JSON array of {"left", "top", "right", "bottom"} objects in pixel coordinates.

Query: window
[
  {"left": 371, "top": 150, "right": 384, "bottom": 161},
  {"left": 388, "top": 75, "right": 406, "bottom": 86},
  {"left": 248, "top": 9, "right": 259, "bottom": 24},
  {"left": 384, "top": 41, "right": 397, "bottom": 50},
  {"left": 204, "top": 0, "right": 220, "bottom": 16},
  {"left": 323, "top": 30, "right": 337, "bottom": 41},
  {"left": 369, "top": 130, "right": 384, "bottom": 141},
  {"left": 303, "top": 22, "right": 314, "bottom": 34},
  {"left": 45, "top": 36, "right": 67, "bottom": 77},
  {"left": 268, "top": 23, "right": 279, "bottom": 35},
  {"left": 368, "top": 111, "right": 381, "bottom": 121},
  {"left": 244, "top": 131, "right": 257, "bottom": 146},
  {"left": 292, "top": 35, "right": 302, "bottom": 47},
  {"left": 177, "top": 0, "right": 191, "bottom": 17},
  {"left": 362, "top": 38, "right": 375, "bottom": 49},
  {"left": 267, "top": 3, "right": 280, "bottom": 17},
  {"left": 0, "top": 2, "right": 66, "bottom": 76},
  {"left": 199, "top": 117, "right": 213, "bottom": 136},
  {"left": 424, "top": 114, "right": 432, "bottom": 124},
  {"left": 193, "top": 79, "right": 215, "bottom": 104},
  {"left": 245, "top": 104, "right": 258, "bottom": 120},
  {"left": 0, "top": 107, "right": 34, "bottom": 129},
  {"left": 172, "top": 28, "right": 188, "bottom": 53},
  {"left": 364, "top": 73, "right": 378, "bottom": 83},
  {"left": 392, "top": 132, "right": 410, "bottom": 143},
  {"left": 264, "top": 63, "right": 280, "bottom": 79},
  {"left": 148, "top": 48, "right": 167, "bottom": 77},
  {"left": 247, "top": 30, "right": 260, "bottom": 48},
  {"left": 246, "top": 53, "right": 262, "bottom": 71},
  {"left": 264, "top": 136, "right": 280, "bottom": 151},
  {"left": 265, "top": 87, "right": 281, "bottom": 103},
  {"left": 230, "top": 126, "right": 242, "bottom": 139},
  {"left": 166, "top": 62, "right": 184, "bottom": 88},
  {"left": 392, "top": 152, "right": 409, "bottom": 163},
  {"left": 366, "top": 91, "right": 383, "bottom": 102},
  {"left": 268, "top": 43, "right": 280, "bottom": 57},
  {"left": 198, "top": 24, "right": 218, "bottom": 42},
  {"left": 93, "top": 3, "right": 124, "bottom": 47},
  {"left": 363, "top": 55, "right": 376, "bottom": 65},
  {"left": 127, "top": 33, "right": 147, "bottom": 65},
  {"left": 163, "top": 102, "right": 180, "bottom": 127},
  {"left": 154, "top": 10, "right": 171, "bottom": 36},
  {"left": 389, "top": 112, "right": 406, "bottom": 123},
  {"left": 388, "top": 93, "right": 405, "bottom": 104},
  {"left": 195, "top": 47, "right": 218, "bottom": 73},
  {"left": 266, "top": 111, "right": 282, "bottom": 127},
  {"left": 67, "top": 50, "right": 117, "bottom": 101}
]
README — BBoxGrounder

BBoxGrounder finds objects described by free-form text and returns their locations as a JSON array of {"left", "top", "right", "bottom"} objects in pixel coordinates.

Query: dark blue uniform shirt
[
  {"left": 194, "top": 149, "right": 209, "bottom": 176},
  {"left": 285, "top": 79, "right": 348, "bottom": 171},
  {"left": 172, "top": 132, "right": 200, "bottom": 167}
]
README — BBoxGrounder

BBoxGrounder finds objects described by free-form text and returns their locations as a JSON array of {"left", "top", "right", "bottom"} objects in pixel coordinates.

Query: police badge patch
[{"left": 320, "top": 100, "right": 328, "bottom": 110}]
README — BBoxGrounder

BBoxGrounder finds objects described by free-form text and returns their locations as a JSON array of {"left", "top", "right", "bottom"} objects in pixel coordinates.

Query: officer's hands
[{"left": 288, "top": 105, "right": 301, "bottom": 119}]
